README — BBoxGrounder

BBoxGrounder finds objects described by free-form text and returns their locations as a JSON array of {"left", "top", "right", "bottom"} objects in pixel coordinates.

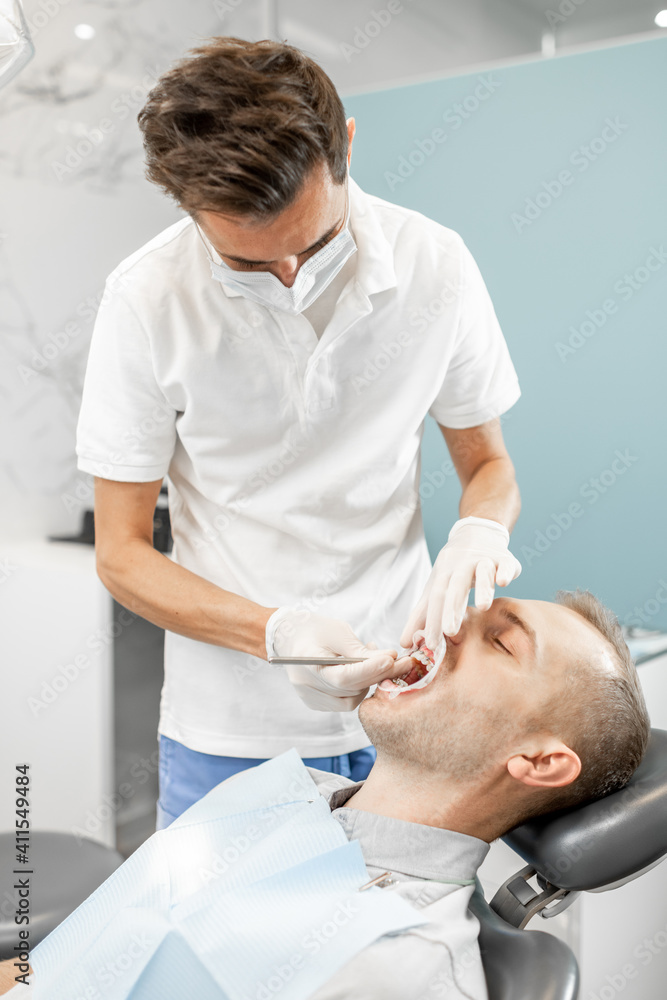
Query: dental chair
[{"left": 470, "top": 728, "right": 667, "bottom": 1000}]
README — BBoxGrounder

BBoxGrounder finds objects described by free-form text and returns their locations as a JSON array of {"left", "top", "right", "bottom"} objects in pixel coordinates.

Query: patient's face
[{"left": 360, "top": 598, "right": 616, "bottom": 779}]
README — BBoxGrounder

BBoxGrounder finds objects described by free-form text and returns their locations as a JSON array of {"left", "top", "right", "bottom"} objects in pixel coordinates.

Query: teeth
[
  {"left": 412, "top": 649, "right": 433, "bottom": 668},
  {"left": 384, "top": 637, "right": 447, "bottom": 700}
]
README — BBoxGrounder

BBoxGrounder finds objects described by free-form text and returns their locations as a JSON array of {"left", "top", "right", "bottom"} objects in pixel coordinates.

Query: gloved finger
[
  {"left": 398, "top": 572, "right": 434, "bottom": 647},
  {"left": 421, "top": 567, "right": 455, "bottom": 648},
  {"left": 439, "top": 570, "right": 474, "bottom": 639},
  {"left": 473, "top": 557, "right": 497, "bottom": 610},
  {"left": 373, "top": 652, "right": 420, "bottom": 682},
  {"left": 399, "top": 596, "right": 429, "bottom": 649},
  {"left": 496, "top": 553, "right": 522, "bottom": 587},
  {"left": 330, "top": 650, "right": 398, "bottom": 690},
  {"left": 421, "top": 605, "right": 445, "bottom": 652}
]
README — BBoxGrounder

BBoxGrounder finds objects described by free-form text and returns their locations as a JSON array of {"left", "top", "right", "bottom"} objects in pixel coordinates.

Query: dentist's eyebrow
[
  {"left": 218, "top": 216, "right": 343, "bottom": 266},
  {"left": 496, "top": 606, "right": 538, "bottom": 659}
]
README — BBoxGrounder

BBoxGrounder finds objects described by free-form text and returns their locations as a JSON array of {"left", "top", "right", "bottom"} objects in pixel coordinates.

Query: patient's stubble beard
[{"left": 358, "top": 688, "right": 519, "bottom": 783}]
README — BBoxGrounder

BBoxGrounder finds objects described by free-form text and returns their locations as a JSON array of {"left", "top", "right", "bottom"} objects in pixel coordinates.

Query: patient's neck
[{"left": 344, "top": 756, "right": 507, "bottom": 843}]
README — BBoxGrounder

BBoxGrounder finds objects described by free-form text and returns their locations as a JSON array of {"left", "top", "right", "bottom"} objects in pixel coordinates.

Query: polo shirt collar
[
  {"left": 347, "top": 175, "right": 398, "bottom": 298},
  {"left": 327, "top": 782, "right": 489, "bottom": 884}
]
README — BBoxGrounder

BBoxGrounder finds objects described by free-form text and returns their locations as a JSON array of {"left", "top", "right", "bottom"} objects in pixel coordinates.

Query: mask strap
[
  {"left": 193, "top": 220, "right": 223, "bottom": 264},
  {"left": 343, "top": 168, "right": 351, "bottom": 229}
]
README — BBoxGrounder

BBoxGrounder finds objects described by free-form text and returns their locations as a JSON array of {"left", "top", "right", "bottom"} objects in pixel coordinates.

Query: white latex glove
[
  {"left": 265, "top": 607, "right": 399, "bottom": 712},
  {"left": 400, "top": 516, "right": 522, "bottom": 649}
]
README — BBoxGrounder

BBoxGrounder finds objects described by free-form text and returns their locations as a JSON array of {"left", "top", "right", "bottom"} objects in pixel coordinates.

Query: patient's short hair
[{"left": 521, "top": 589, "right": 650, "bottom": 821}]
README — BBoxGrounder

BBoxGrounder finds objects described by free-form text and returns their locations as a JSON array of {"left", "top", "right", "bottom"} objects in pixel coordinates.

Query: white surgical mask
[{"left": 196, "top": 172, "right": 357, "bottom": 314}]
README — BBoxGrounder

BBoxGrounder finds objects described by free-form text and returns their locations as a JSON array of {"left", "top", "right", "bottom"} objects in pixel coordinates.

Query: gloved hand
[
  {"left": 400, "top": 516, "right": 522, "bottom": 650},
  {"left": 265, "top": 607, "right": 400, "bottom": 712}
]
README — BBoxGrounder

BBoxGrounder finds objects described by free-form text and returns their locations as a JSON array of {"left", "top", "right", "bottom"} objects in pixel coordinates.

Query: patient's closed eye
[{"left": 491, "top": 635, "right": 510, "bottom": 654}]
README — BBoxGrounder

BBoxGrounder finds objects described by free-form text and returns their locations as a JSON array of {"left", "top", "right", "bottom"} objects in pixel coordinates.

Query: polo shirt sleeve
[
  {"left": 76, "top": 279, "right": 177, "bottom": 482},
  {"left": 428, "top": 238, "right": 521, "bottom": 429}
]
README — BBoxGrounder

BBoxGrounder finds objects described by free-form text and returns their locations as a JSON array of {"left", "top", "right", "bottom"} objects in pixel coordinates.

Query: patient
[
  {"left": 302, "top": 589, "right": 651, "bottom": 998},
  {"left": 0, "top": 590, "right": 649, "bottom": 1000}
]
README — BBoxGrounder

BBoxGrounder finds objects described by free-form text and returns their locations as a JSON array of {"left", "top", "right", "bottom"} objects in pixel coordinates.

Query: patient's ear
[{"left": 507, "top": 742, "right": 581, "bottom": 788}]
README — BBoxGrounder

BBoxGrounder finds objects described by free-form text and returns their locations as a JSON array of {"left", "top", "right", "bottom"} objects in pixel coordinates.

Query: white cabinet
[{"left": 1, "top": 539, "right": 115, "bottom": 848}]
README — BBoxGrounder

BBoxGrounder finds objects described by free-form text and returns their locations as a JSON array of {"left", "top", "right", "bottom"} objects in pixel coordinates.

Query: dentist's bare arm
[
  {"left": 0, "top": 957, "right": 28, "bottom": 995},
  {"left": 93, "top": 477, "right": 275, "bottom": 659}
]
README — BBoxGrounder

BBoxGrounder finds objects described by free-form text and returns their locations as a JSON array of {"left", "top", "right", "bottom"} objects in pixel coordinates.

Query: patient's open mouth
[
  {"left": 377, "top": 637, "right": 444, "bottom": 698},
  {"left": 391, "top": 646, "right": 434, "bottom": 687}
]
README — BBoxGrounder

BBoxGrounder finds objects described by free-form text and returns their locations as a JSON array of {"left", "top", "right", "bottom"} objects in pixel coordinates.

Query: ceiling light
[{"left": 74, "top": 24, "right": 95, "bottom": 40}]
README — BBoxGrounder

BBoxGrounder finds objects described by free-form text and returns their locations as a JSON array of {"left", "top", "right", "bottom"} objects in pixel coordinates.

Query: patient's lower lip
[
  {"left": 378, "top": 679, "right": 398, "bottom": 691},
  {"left": 375, "top": 679, "right": 432, "bottom": 697}
]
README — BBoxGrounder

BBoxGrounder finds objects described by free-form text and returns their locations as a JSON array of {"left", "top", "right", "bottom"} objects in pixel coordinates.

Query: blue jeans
[{"left": 155, "top": 734, "right": 376, "bottom": 830}]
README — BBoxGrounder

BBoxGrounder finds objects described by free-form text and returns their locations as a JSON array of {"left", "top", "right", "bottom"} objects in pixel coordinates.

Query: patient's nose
[{"left": 444, "top": 606, "right": 479, "bottom": 647}]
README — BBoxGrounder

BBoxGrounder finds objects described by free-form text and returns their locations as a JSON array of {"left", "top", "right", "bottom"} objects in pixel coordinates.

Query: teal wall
[{"left": 344, "top": 35, "right": 667, "bottom": 630}]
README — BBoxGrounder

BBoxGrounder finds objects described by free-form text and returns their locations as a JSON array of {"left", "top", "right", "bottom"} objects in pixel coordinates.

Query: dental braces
[{"left": 384, "top": 632, "right": 447, "bottom": 699}]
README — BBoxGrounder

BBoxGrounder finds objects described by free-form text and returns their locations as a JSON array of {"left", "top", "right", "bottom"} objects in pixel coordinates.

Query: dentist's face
[
  {"left": 195, "top": 159, "right": 348, "bottom": 287},
  {"left": 359, "top": 598, "right": 616, "bottom": 779}
]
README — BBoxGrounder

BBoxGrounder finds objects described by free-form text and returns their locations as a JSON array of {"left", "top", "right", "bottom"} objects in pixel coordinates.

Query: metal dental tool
[{"left": 268, "top": 656, "right": 366, "bottom": 665}]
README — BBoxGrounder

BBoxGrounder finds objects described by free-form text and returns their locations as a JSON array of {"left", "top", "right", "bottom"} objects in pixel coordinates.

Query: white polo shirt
[{"left": 76, "top": 177, "right": 520, "bottom": 758}]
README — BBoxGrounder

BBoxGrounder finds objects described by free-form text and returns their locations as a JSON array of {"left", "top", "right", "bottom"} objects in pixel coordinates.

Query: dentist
[{"left": 76, "top": 36, "right": 522, "bottom": 827}]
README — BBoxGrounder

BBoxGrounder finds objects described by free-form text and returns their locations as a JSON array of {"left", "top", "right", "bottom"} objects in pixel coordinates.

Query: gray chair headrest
[{"left": 504, "top": 729, "right": 667, "bottom": 892}]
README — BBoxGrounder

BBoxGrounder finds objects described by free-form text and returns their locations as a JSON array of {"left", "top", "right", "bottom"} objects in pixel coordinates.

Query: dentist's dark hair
[{"left": 137, "top": 37, "right": 349, "bottom": 220}]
